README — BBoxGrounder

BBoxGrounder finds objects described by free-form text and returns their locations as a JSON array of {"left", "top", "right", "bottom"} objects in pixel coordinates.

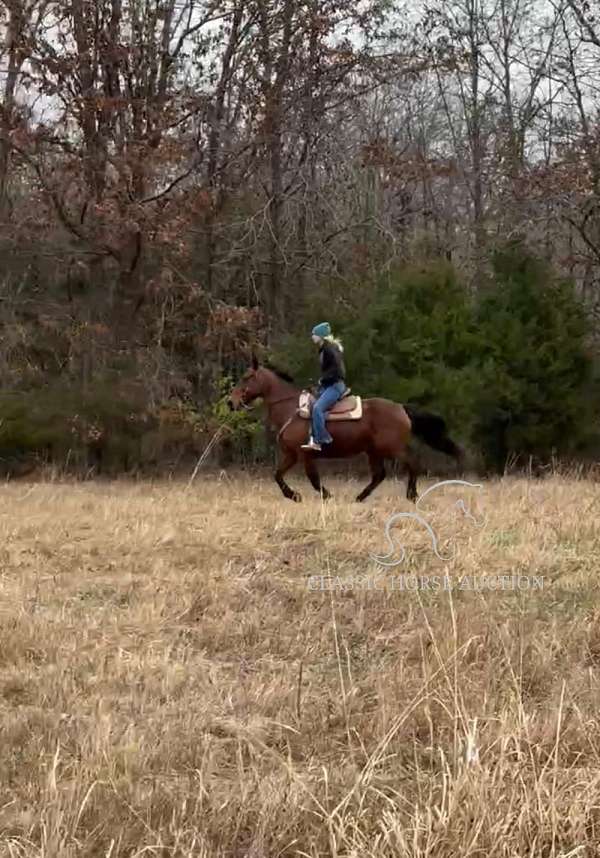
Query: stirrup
[{"left": 301, "top": 437, "right": 322, "bottom": 451}]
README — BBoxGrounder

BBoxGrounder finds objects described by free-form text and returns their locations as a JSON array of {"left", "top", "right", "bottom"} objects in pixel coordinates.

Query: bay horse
[{"left": 228, "top": 356, "right": 464, "bottom": 503}]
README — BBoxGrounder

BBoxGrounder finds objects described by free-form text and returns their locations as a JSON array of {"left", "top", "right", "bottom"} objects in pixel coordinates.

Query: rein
[
  {"left": 267, "top": 392, "right": 300, "bottom": 406},
  {"left": 264, "top": 391, "right": 302, "bottom": 440},
  {"left": 239, "top": 391, "right": 299, "bottom": 409}
]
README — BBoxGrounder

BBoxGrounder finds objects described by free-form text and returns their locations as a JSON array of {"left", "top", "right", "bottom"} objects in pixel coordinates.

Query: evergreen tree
[{"left": 473, "top": 241, "right": 599, "bottom": 471}]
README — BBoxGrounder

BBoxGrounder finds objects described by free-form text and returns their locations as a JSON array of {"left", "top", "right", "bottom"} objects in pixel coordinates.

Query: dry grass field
[{"left": 1, "top": 470, "right": 600, "bottom": 857}]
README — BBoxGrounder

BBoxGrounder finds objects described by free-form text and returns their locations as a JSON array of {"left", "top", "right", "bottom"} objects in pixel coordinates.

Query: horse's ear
[{"left": 251, "top": 352, "right": 259, "bottom": 370}]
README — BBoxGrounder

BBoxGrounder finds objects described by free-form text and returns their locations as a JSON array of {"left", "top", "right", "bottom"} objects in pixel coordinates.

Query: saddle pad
[{"left": 298, "top": 390, "right": 362, "bottom": 421}]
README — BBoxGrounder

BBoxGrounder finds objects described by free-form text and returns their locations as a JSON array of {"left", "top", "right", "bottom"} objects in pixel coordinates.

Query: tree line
[{"left": 1, "top": 0, "right": 600, "bottom": 475}]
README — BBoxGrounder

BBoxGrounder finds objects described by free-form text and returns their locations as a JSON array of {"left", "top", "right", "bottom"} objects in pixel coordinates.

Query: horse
[{"left": 228, "top": 356, "right": 464, "bottom": 503}]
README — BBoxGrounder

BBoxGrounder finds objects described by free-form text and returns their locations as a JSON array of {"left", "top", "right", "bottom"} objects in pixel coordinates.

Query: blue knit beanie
[{"left": 312, "top": 322, "right": 331, "bottom": 338}]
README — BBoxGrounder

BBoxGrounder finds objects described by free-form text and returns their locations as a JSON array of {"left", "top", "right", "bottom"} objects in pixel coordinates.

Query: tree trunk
[{"left": 0, "top": 1, "right": 22, "bottom": 216}]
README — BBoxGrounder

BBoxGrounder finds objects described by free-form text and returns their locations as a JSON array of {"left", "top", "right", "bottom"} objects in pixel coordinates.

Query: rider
[{"left": 301, "top": 322, "right": 347, "bottom": 452}]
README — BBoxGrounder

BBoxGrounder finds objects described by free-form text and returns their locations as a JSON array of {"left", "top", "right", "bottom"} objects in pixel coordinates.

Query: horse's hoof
[{"left": 291, "top": 491, "right": 302, "bottom": 503}]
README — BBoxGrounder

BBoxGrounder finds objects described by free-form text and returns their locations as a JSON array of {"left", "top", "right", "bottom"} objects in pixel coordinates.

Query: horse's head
[{"left": 228, "top": 355, "right": 269, "bottom": 411}]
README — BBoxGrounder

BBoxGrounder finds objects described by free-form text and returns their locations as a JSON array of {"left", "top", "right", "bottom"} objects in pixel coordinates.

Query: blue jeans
[{"left": 312, "top": 381, "right": 346, "bottom": 443}]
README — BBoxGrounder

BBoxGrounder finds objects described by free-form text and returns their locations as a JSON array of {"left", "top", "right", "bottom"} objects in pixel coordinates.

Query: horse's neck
[{"left": 263, "top": 380, "right": 299, "bottom": 428}]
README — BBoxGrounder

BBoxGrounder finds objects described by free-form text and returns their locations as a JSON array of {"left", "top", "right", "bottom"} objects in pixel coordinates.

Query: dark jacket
[{"left": 319, "top": 342, "right": 346, "bottom": 387}]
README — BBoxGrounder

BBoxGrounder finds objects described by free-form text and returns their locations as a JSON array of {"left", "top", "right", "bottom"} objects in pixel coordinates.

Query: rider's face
[{"left": 312, "top": 334, "right": 322, "bottom": 345}]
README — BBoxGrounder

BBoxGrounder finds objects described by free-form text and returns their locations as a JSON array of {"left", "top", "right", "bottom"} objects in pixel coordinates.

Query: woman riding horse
[
  {"left": 302, "top": 322, "right": 347, "bottom": 452},
  {"left": 228, "top": 357, "right": 464, "bottom": 504}
]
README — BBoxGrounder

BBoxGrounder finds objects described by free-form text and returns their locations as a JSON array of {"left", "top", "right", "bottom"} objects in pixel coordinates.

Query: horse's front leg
[
  {"left": 275, "top": 448, "right": 301, "bottom": 502},
  {"left": 356, "top": 452, "right": 386, "bottom": 502},
  {"left": 303, "top": 455, "right": 332, "bottom": 500}
]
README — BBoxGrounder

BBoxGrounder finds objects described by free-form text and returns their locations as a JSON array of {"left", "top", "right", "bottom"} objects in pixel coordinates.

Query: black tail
[{"left": 404, "top": 404, "right": 464, "bottom": 463}]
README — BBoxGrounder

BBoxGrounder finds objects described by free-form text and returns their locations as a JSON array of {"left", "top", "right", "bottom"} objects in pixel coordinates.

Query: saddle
[{"left": 297, "top": 388, "right": 363, "bottom": 421}]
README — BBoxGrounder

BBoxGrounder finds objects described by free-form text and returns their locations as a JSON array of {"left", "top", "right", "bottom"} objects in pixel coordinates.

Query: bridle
[
  {"left": 235, "top": 381, "right": 303, "bottom": 442},
  {"left": 235, "top": 368, "right": 303, "bottom": 411},
  {"left": 238, "top": 391, "right": 298, "bottom": 409}
]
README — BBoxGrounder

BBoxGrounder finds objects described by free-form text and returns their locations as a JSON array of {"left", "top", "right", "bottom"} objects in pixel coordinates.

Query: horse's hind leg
[
  {"left": 303, "top": 456, "right": 331, "bottom": 500},
  {"left": 275, "top": 448, "right": 301, "bottom": 502},
  {"left": 405, "top": 447, "right": 420, "bottom": 503},
  {"left": 406, "top": 460, "right": 418, "bottom": 503},
  {"left": 356, "top": 452, "right": 386, "bottom": 502}
]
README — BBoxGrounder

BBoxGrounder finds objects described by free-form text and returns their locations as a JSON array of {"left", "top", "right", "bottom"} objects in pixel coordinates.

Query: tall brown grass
[{"left": 1, "top": 472, "right": 600, "bottom": 857}]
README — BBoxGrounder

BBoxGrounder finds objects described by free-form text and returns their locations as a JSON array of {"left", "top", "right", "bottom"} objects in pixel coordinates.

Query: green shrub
[{"left": 208, "top": 376, "right": 269, "bottom": 465}]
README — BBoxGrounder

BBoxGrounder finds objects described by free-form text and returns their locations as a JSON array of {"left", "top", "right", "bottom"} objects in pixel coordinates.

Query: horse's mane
[{"left": 264, "top": 362, "right": 296, "bottom": 384}]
